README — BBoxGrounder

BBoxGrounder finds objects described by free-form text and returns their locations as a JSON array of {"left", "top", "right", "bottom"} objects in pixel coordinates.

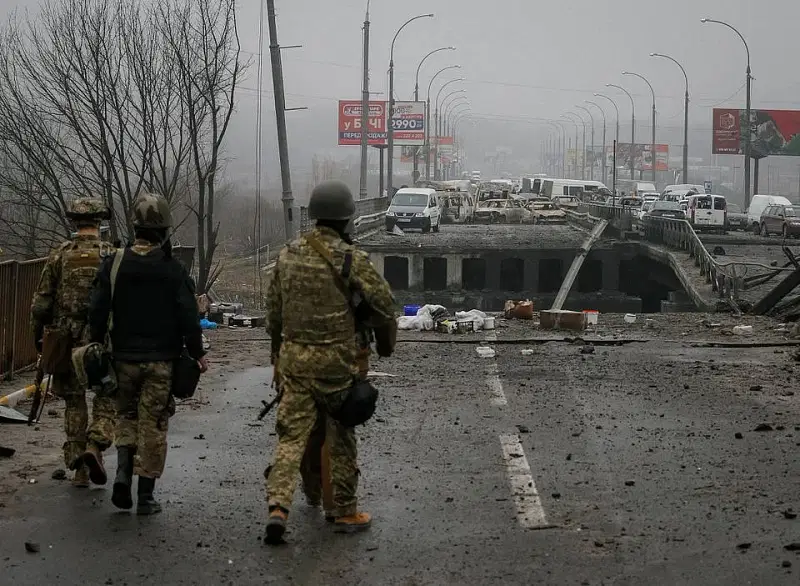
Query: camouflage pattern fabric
[
  {"left": 265, "top": 226, "right": 395, "bottom": 516},
  {"left": 52, "top": 371, "right": 116, "bottom": 468},
  {"left": 114, "top": 361, "right": 175, "bottom": 479},
  {"left": 132, "top": 193, "right": 172, "bottom": 229},
  {"left": 30, "top": 234, "right": 116, "bottom": 466},
  {"left": 267, "top": 376, "right": 358, "bottom": 518},
  {"left": 67, "top": 197, "right": 108, "bottom": 218}
]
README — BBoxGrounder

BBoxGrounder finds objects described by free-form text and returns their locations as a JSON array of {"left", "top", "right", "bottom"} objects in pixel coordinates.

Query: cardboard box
[{"left": 540, "top": 310, "right": 586, "bottom": 332}]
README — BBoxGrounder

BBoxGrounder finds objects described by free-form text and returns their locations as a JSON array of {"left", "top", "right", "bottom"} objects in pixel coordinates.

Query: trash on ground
[
  {"left": 504, "top": 300, "right": 534, "bottom": 320},
  {"left": 367, "top": 371, "right": 397, "bottom": 378},
  {"left": 403, "top": 304, "right": 421, "bottom": 316},
  {"left": 0, "top": 378, "right": 50, "bottom": 409},
  {"left": 202, "top": 334, "right": 211, "bottom": 351},
  {"left": 624, "top": 313, "right": 637, "bottom": 324},
  {"left": 476, "top": 346, "right": 496, "bottom": 358},
  {"left": 540, "top": 309, "right": 586, "bottom": 332},
  {"left": 0, "top": 405, "right": 29, "bottom": 424},
  {"left": 582, "top": 310, "right": 599, "bottom": 325},
  {"left": 229, "top": 315, "right": 265, "bottom": 328},
  {"left": 733, "top": 325, "right": 754, "bottom": 336},
  {"left": 455, "top": 309, "right": 488, "bottom": 330},
  {"left": 200, "top": 318, "right": 218, "bottom": 330},
  {"left": 0, "top": 446, "right": 16, "bottom": 458},
  {"left": 520, "top": 349, "right": 535, "bottom": 356},
  {"left": 24, "top": 542, "right": 40, "bottom": 554},
  {"left": 397, "top": 304, "right": 449, "bottom": 331},
  {"left": 390, "top": 224, "right": 405, "bottom": 236},
  {"left": 51, "top": 469, "right": 66, "bottom": 480}
]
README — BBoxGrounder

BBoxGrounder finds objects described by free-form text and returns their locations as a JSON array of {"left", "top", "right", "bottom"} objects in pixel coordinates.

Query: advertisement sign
[
  {"left": 389, "top": 101, "right": 425, "bottom": 146},
  {"left": 437, "top": 136, "right": 454, "bottom": 165},
  {"left": 337, "top": 100, "right": 386, "bottom": 146},
  {"left": 704, "top": 180, "right": 713, "bottom": 194},
  {"left": 712, "top": 108, "right": 800, "bottom": 156},
  {"left": 606, "top": 143, "right": 669, "bottom": 172}
]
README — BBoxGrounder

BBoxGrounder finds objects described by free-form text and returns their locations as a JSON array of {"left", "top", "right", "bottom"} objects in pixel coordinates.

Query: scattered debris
[
  {"left": 551, "top": 492, "right": 561, "bottom": 499},
  {"left": 504, "top": 300, "right": 534, "bottom": 320},
  {"left": 47, "top": 409, "right": 59, "bottom": 418},
  {"left": 0, "top": 446, "right": 16, "bottom": 458},
  {"left": 624, "top": 313, "right": 637, "bottom": 324},
  {"left": 753, "top": 423, "right": 774, "bottom": 432},
  {"left": 782, "top": 560, "right": 793, "bottom": 568},
  {"left": 784, "top": 543, "right": 800, "bottom": 552},
  {"left": 516, "top": 424, "right": 530, "bottom": 434},
  {"left": 734, "top": 432, "right": 744, "bottom": 440},
  {"left": 749, "top": 385, "right": 763, "bottom": 392},
  {"left": 540, "top": 310, "right": 586, "bottom": 332},
  {"left": 520, "top": 349, "right": 535, "bottom": 356},
  {"left": 566, "top": 453, "right": 572, "bottom": 461},
  {"left": 733, "top": 325, "right": 754, "bottom": 336},
  {"left": 476, "top": 346, "right": 496, "bottom": 358},
  {"left": 51, "top": 469, "right": 66, "bottom": 480},
  {"left": 736, "top": 542, "right": 752, "bottom": 550},
  {"left": 783, "top": 509, "right": 797, "bottom": 520},
  {"left": 580, "top": 345, "right": 595, "bottom": 355},
  {"left": 194, "top": 434, "right": 206, "bottom": 440},
  {"left": 24, "top": 541, "right": 40, "bottom": 553},
  {"left": 624, "top": 480, "right": 636, "bottom": 487}
]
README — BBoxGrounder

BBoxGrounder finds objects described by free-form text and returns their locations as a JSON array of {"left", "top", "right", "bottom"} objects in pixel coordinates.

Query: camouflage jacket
[
  {"left": 267, "top": 227, "right": 395, "bottom": 392},
  {"left": 30, "top": 234, "right": 114, "bottom": 344}
]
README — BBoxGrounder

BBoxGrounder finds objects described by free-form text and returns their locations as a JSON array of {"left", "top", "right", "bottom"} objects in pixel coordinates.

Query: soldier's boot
[
  {"left": 333, "top": 512, "right": 372, "bottom": 534},
  {"left": 81, "top": 442, "right": 108, "bottom": 486},
  {"left": 112, "top": 447, "right": 134, "bottom": 510},
  {"left": 72, "top": 465, "right": 90, "bottom": 488},
  {"left": 136, "top": 477, "right": 162, "bottom": 515},
  {"left": 264, "top": 506, "right": 289, "bottom": 545}
]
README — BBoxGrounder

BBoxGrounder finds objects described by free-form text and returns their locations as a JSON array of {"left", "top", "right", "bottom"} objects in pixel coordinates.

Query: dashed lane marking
[
  {"left": 486, "top": 362, "right": 507, "bottom": 406},
  {"left": 499, "top": 433, "right": 548, "bottom": 529}
]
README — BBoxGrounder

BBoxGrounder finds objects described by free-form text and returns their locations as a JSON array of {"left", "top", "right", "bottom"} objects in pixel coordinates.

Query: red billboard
[
  {"left": 338, "top": 100, "right": 386, "bottom": 146},
  {"left": 713, "top": 108, "right": 800, "bottom": 156},
  {"left": 605, "top": 143, "right": 669, "bottom": 172}
]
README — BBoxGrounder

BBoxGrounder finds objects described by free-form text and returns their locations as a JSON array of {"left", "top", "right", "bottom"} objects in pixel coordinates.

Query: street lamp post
[
  {"left": 594, "top": 94, "right": 619, "bottom": 182},
  {"left": 358, "top": 0, "right": 371, "bottom": 199},
  {"left": 701, "top": 18, "right": 752, "bottom": 208},
  {"left": 413, "top": 46, "right": 455, "bottom": 184},
  {"left": 651, "top": 53, "right": 689, "bottom": 184},
  {"left": 561, "top": 115, "right": 579, "bottom": 178},
  {"left": 546, "top": 121, "right": 565, "bottom": 177},
  {"left": 426, "top": 65, "right": 461, "bottom": 180},
  {"left": 447, "top": 105, "right": 470, "bottom": 178},
  {"left": 607, "top": 83, "right": 636, "bottom": 181},
  {"left": 444, "top": 99, "right": 469, "bottom": 135},
  {"left": 441, "top": 91, "right": 467, "bottom": 123},
  {"left": 586, "top": 101, "right": 607, "bottom": 182},
  {"left": 434, "top": 77, "right": 464, "bottom": 180},
  {"left": 388, "top": 13, "right": 434, "bottom": 194},
  {"left": 623, "top": 71, "right": 657, "bottom": 183},
  {"left": 576, "top": 105, "right": 595, "bottom": 181},
  {"left": 565, "top": 112, "right": 586, "bottom": 180}
]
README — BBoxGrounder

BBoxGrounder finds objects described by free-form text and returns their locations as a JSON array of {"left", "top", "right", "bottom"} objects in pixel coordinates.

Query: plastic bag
[
  {"left": 455, "top": 309, "right": 487, "bottom": 330},
  {"left": 200, "top": 318, "right": 218, "bottom": 330}
]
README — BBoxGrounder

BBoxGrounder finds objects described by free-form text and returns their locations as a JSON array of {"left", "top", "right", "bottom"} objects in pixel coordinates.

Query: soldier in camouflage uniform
[
  {"left": 88, "top": 193, "right": 207, "bottom": 515},
  {"left": 30, "top": 197, "right": 117, "bottom": 487},
  {"left": 264, "top": 180, "right": 396, "bottom": 544}
]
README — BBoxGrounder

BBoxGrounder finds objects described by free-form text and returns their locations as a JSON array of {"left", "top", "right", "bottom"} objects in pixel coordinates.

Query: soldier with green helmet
[
  {"left": 88, "top": 192, "right": 208, "bottom": 515},
  {"left": 264, "top": 180, "right": 396, "bottom": 544},
  {"left": 30, "top": 197, "right": 117, "bottom": 488}
]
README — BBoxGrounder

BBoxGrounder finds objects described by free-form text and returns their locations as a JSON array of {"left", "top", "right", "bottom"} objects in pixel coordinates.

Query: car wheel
[
  {"left": 422, "top": 222, "right": 431, "bottom": 234},
  {"left": 752, "top": 223, "right": 760, "bottom": 235},
  {"left": 761, "top": 223, "right": 768, "bottom": 237}
]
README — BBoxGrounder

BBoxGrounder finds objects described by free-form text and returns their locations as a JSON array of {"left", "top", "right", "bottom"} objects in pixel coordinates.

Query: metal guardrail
[
  {"left": 0, "top": 258, "right": 46, "bottom": 379},
  {"left": 299, "top": 196, "right": 390, "bottom": 235},
  {"left": 574, "top": 203, "right": 770, "bottom": 308}
]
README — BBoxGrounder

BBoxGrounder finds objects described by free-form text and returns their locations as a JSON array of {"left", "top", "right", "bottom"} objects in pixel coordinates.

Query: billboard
[
  {"left": 606, "top": 143, "right": 669, "bottom": 172},
  {"left": 338, "top": 100, "right": 387, "bottom": 146},
  {"left": 389, "top": 101, "right": 425, "bottom": 146},
  {"left": 436, "top": 136, "right": 454, "bottom": 165},
  {"left": 712, "top": 108, "right": 800, "bottom": 157}
]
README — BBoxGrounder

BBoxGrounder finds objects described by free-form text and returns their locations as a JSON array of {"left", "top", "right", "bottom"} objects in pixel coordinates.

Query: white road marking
[
  {"left": 486, "top": 362, "right": 507, "bottom": 406},
  {"left": 499, "top": 434, "right": 548, "bottom": 528}
]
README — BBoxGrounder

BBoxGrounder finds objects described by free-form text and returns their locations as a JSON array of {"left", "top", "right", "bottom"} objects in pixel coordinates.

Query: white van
[
  {"left": 617, "top": 180, "right": 657, "bottom": 198},
  {"left": 541, "top": 178, "right": 608, "bottom": 199},
  {"left": 747, "top": 194, "right": 794, "bottom": 233},
  {"left": 385, "top": 188, "right": 441, "bottom": 233},
  {"left": 686, "top": 194, "right": 727, "bottom": 232},
  {"left": 663, "top": 184, "right": 705, "bottom": 198}
]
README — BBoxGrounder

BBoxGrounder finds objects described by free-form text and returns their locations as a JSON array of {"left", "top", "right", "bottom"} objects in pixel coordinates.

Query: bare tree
[{"left": 161, "top": 0, "right": 244, "bottom": 293}]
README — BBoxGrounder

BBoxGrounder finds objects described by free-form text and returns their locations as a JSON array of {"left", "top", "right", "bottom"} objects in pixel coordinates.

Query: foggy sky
[{"left": 2, "top": 0, "right": 800, "bottom": 193}]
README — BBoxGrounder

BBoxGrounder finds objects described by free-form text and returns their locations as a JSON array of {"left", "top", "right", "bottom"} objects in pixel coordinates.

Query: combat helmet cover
[
  {"left": 308, "top": 180, "right": 356, "bottom": 221},
  {"left": 132, "top": 193, "right": 172, "bottom": 229},
  {"left": 66, "top": 197, "right": 109, "bottom": 220}
]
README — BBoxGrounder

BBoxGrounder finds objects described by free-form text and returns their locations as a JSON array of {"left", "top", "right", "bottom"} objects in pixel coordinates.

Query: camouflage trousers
[
  {"left": 299, "top": 348, "right": 369, "bottom": 512},
  {"left": 114, "top": 361, "right": 175, "bottom": 479},
  {"left": 267, "top": 375, "right": 358, "bottom": 518},
  {"left": 52, "top": 370, "right": 116, "bottom": 468}
]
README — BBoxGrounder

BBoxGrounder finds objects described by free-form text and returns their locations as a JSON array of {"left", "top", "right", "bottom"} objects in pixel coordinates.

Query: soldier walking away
[
  {"left": 265, "top": 180, "right": 396, "bottom": 544},
  {"left": 30, "top": 198, "right": 117, "bottom": 488},
  {"left": 88, "top": 193, "right": 208, "bottom": 515}
]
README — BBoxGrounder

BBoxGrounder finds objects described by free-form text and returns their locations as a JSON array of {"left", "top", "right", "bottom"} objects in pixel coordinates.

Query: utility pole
[
  {"left": 267, "top": 0, "right": 294, "bottom": 241},
  {"left": 358, "top": 2, "right": 370, "bottom": 199}
]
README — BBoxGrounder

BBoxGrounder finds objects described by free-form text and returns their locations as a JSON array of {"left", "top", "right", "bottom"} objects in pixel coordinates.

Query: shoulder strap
[
  {"left": 305, "top": 233, "right": 354, "bottom": 304},
  {"left": 106, "top": 249, "right": 125, "bottom": 348}
]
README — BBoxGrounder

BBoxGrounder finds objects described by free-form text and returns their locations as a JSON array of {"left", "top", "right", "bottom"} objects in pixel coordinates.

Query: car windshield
[
  {"left": 728, "top": 204, "right": 742, "bottom": 213},
  {"left": 392, "top": 193, "right": 428, "bottom": 207},
  {"left": 654, "top": 202, "right": 681, "bottom": 211},
  {"left": 785, "top": 207, "right": 797, "bottom": 217}
]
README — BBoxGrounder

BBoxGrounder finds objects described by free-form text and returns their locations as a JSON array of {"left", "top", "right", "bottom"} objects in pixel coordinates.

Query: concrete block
[{"left": 540, "top": 309, "right": 586, "bottom": 331}]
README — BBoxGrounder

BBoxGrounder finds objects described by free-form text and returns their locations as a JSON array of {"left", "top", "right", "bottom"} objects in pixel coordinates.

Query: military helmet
[
  {"left": 132, "top": 193, "right": 172, "bottom": 229},
  {"left": 66, "top": 197, "right": 109, "bottom": 220},
  {"left": 308, "top": 180, "right": 356, "bottom": 221}
]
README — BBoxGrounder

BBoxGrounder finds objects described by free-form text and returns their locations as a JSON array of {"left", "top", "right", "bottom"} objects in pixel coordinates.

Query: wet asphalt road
[{"left": 1, "top": 333, "right": 800, "bottom": 585}]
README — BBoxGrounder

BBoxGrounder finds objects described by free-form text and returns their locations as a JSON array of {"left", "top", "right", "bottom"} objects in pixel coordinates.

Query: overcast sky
[{"left": 2, "top": 0, "right": 800, "bottom": 190}]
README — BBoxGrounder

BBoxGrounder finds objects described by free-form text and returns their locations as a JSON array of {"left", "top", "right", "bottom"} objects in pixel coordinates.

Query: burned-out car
[
  {"left": 439, "top": 191, "right": 476, "bottom": 224},
  {"left": 473, "top": 198, "right": 531, "bottom": 224},
  {"left": 530, "top": 200, "right": 567, "bottom": 224}
]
